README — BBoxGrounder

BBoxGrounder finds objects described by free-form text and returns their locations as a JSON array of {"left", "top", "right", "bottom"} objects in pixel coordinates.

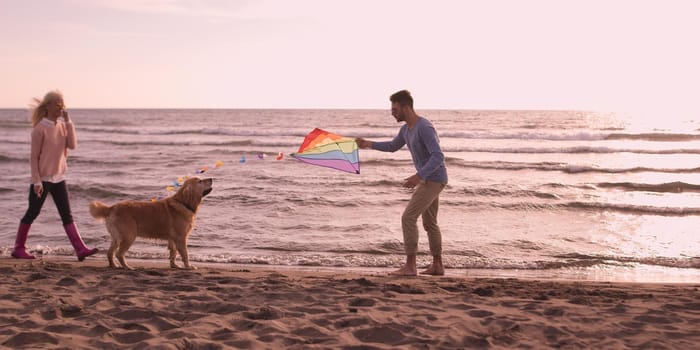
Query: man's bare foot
[
  {"left": 419, "top": 263, "right": 445, "bottom": 276},
  {"left": 389, "top": 265, "right": 417, "bottom": 276}
]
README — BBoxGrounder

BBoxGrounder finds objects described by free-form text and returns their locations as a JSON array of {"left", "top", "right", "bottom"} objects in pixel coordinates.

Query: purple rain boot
[
  {"left": 63, "top": 223, "right": 98, "bottom": 261},
  {"left": 11, "top": 223, "right": 35, "bottom": 259}
]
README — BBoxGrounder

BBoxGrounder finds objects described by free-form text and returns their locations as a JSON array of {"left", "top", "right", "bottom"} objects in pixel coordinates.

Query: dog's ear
[
  {"left": 182, "top": 178, "right": 203, "bottom": 209},
  {"left": 174, "top": 178, "right": 202, "bottom": 210}
]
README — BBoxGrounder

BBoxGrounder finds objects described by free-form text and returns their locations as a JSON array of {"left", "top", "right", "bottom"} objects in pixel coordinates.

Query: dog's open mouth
[{"left": 202, "top": 188, "right": 212, "bottom": 197}]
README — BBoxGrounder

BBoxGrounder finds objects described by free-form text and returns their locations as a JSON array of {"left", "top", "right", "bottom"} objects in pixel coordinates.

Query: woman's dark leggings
[{"left": 20, "top": 181, "right": 74, "bottom": 225}]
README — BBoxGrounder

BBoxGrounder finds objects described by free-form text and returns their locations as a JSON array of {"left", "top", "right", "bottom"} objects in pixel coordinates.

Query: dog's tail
[{"left": 89, "top": 201, "right": 111, "bottom": 220}]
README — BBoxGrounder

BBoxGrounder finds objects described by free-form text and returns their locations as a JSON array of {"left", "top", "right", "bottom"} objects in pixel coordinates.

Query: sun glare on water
[{"left": 614, "top": 106, "right": 700, "bottom": 134}]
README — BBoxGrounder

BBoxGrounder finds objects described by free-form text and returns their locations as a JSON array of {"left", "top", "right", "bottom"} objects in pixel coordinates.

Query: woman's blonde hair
[{"left": 30, "top": 90, "right": 64, "bottom": 126}]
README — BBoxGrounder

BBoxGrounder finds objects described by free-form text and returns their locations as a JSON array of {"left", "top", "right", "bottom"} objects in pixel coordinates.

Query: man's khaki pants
[{"left": 401, "top": 181, "right": 445, "bottom": 255}]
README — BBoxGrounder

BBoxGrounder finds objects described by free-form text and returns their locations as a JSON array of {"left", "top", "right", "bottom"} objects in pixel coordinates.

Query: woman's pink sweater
[{"left": 30, "top": 118, "right": 77, "bottom": 184}]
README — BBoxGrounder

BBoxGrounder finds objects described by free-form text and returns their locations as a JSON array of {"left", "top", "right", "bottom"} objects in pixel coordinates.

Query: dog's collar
[{"left": 174, "top": 199, "right": 196, "bottom": 213}]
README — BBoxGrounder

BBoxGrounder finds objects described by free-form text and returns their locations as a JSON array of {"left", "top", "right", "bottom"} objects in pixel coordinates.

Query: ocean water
[{"left": 1, "top": 108, "right": 699, "bottom": 282}]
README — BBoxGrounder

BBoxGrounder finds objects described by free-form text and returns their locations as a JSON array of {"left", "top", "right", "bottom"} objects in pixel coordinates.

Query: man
[{"left": 356, "top": 90, "right": 448, "bottom": 276}]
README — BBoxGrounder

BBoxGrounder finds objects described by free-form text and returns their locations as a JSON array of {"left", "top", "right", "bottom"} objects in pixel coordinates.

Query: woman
[{"left": 11, "top": 90, "right": 98, "bottom": 261}]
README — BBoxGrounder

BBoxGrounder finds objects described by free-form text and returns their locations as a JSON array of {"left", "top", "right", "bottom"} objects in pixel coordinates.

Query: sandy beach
[{"left": 0, "top": 257, "right": 698, "bottom": 349}]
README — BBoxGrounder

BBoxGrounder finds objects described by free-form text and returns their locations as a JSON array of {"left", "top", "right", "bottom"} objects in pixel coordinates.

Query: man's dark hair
[{"left": 390, "top": 90, "right": 413, "bottom": 109}]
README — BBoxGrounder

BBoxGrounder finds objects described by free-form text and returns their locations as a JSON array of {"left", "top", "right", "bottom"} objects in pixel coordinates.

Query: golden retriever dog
[{"left": 89, "top": 177, "right": 212, "bottom": 270}]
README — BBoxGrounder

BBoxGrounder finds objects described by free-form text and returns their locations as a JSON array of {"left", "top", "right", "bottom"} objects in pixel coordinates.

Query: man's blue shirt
[{"left": 371, "top": 116, "right": 448, "bottom": 183}]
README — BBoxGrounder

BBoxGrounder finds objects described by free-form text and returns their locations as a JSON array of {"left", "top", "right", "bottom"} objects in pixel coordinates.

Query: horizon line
[{"left": 0, "top": 106, "right": 598, "bottom": 112}]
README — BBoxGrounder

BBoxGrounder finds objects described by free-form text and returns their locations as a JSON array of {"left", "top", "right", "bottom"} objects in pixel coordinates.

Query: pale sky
[{"left": 1, "top": 0, "right": 698, "bottom": 113}]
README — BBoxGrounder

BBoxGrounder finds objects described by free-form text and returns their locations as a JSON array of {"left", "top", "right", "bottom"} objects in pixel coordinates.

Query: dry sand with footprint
[{"left": 1, "top": 258, "right": 699, "bottom": 349}]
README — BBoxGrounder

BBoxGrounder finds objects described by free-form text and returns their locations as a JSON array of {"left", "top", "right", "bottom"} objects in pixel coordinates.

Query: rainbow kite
[{"left": 291, "top": 128, "right": 360, "bottom": 174}]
